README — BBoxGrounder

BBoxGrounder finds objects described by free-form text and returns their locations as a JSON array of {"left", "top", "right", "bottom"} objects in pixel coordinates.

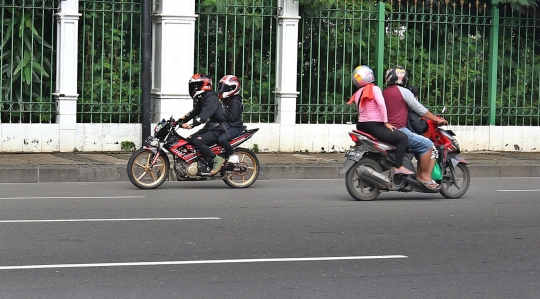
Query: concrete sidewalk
[{"left": 0, "top": 151, "right": 540, "bottom": 183}]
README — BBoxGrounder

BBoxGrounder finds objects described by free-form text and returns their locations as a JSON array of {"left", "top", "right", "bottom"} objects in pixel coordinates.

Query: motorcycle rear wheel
[
  {"left": 127, "top": 148, "right": 170, "bottom": 189},
  {"left": 439, "top": 162, "right": 470, "bottom": 199},
  {"left": 345, "top": 158, "right": 382, "bottom": 201},
  {"left": 222, "top": 147, "right": 259, "bottom": 188}
]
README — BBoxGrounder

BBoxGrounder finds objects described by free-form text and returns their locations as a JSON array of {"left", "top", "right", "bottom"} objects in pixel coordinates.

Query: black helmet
[{"left": 385, "top": 65, "right": 409, "bottom": 86}]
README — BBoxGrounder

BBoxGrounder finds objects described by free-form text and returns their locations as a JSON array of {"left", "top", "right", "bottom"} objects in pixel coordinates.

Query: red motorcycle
[
  {"left": 340, "top": 107, "right": 470, "bottom": 200},
  {"left": 127, "top": 117, "right": 260, "bottom": 189}
]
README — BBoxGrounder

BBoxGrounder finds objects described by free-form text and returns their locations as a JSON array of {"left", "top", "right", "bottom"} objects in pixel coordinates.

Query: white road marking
[
  {"left": 0, "top": 196, "right": 146, "bottom": 200},
  {"left": 0, "top": 217, "right": 220, "bottom": 223},
  {"left": 497, "top": 189, "right": 540, "bottom": 192},
  {"left": 0, "top": 255, "right": 408, "bottom": 270}
]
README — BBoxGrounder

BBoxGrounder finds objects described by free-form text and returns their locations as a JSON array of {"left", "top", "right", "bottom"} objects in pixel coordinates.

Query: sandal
[
  {"left": 418, "top": 179, "right": 439, "bottom": 190},
  {"left": 394, "top": 168, "right": 415, "bottom": 175}
]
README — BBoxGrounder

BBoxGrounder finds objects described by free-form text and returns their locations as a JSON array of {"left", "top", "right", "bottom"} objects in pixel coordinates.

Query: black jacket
[
  {"left": 182, "top": 91, "right": 226, "bottom": 127},
  {"left": 223, "top": 95, "right": 244, "bottom": 127}
]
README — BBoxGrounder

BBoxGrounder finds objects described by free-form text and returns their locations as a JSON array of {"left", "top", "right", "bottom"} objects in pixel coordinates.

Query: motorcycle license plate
[{"left": 345, "top": 149, "right": 363, "bottom": 162}]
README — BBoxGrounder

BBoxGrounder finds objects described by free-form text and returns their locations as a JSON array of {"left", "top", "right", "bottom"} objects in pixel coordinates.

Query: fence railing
[
  {"left": 0, "top": 0, "right": 56, "bottom": 124},
  {"left": 195, "top": 0, "right": 278, "bottom": 123},
  {"left": 77, "top": 0, "right": 142, "bottom": 123}
]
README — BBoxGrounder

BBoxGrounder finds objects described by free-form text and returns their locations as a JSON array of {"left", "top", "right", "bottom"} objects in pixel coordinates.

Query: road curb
[{"left": 1, "top": 164, "right": 540, "bottom": 183}]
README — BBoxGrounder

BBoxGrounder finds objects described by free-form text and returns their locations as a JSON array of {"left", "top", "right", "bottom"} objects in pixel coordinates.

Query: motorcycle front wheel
[
  {"left": 127, "top": 148, "right": 170, "bottom": 189},
  {"left": 439, "top": 162, "right": 470, "bottom": 199},
  {"left": 222, "top": 147, "right": 259, "bottom": 188},
  {"left": 345, "top": 158, "right": 382, "bottom": 201}
]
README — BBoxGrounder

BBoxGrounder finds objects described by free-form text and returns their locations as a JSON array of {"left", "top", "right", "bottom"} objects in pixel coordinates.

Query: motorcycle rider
[
  {"left": 180, "top": 73, "right": 227, "bottom": 175},
  {"left": 217, "top": 75, "right": 244, "bottom": 159},
  {"left": 382, "top": 65, "right": 448, "bottom": 189},
  {"left": 348, "top": 65, "right": 413, "bottom": 175}
]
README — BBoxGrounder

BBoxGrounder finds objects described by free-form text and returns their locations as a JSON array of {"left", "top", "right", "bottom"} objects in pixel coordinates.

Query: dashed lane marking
[
  {"left": 0, "top": 255, "right": 408, "bottom": 270},
  {"left": 0, "top": 196, "right": 146, "bottom": 200},
  {"left": 0, "top": 217, "right": 220, "bottom": 223}
]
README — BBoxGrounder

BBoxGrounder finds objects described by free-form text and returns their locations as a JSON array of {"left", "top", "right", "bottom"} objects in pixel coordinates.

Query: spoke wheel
[
  {"left": 345, "top": 158, "right": 382, "bottom": 201},
  {"left": 127, "top": 149, "right": 169, "bottom": 189},
  {"left": 222, "top": 148, "right": 259, "bottom": 188},
  {"left": 439, "top": 162, "right": 470, "bottom": 199}
]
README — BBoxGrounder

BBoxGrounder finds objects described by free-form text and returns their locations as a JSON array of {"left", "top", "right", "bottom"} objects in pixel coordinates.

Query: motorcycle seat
[{"left": 352, "top": 129, "right": 380, "bottom": 141}]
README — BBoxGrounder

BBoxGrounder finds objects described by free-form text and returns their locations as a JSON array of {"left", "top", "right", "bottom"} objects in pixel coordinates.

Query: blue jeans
[{"left": 399, "top": 127, "right": 434, "bottom": 158}]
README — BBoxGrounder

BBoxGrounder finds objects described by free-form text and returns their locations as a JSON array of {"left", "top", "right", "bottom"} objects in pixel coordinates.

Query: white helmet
[
  {"left": 351, "top": 65, "right": 375, "bottom": 88},
  {"left": 217, "top": 75, "right": 241, "bottom": 99}
]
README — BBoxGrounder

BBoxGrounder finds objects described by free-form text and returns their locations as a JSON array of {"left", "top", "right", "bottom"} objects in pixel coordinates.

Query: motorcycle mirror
[{"left": 441, "top": 106, "right": 447, "bottom": 114}]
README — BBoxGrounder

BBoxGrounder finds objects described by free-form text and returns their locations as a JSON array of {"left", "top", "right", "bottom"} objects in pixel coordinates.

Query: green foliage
[
  {"left": 121, "top": 141, "right": 136, "bottom": 152},
  {"left": 252, "top": 143, "right": 259, "bottom": 153}
]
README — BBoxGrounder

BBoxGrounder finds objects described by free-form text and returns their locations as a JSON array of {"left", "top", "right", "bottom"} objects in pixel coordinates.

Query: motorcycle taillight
[{"left": 349, "top": 132, "right": 360, "bottom": 144}]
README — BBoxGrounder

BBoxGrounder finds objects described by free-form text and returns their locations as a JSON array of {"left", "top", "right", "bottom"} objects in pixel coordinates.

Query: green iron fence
[
  {"left": 77, "top": 0, "right": 142, "bottom": 123},
  {"left": 497, "top": 7, "right": 540, "bottom": 126},
  {"left": 384, "top": 0, "right": 492, "bottom": 125},
  {"left": 298, "top": 1, "right": 379, "bottom": 124},
  {"left": 195, "top": 0, "right": 278, "bottom": 123},
  {"left": 0, "top": 0, "right": 56, "bottom": 123}
]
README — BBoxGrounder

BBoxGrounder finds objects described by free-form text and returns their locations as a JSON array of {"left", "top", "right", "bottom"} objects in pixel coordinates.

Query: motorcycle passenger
[
  {"left": 382, "top": 65, "right": 448, "bottom": 189},
  {"left": 217, "top": 75, "right": 244, "bottom": 159},
  {"left": 180, "top": 73, "right": 227, "bottom": 175},
  {"left": 348, "top": 65, "right": 413, "bottom": 175}
]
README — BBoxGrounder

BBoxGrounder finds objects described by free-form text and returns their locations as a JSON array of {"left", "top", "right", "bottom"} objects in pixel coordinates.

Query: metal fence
[
  {"left": 0, "top": 0, "right": 56, "bottom": 123},
  {"left": 195, "top": 0, "right": 278, "bottom": 123},
  {"left": 298, "top": 1, "right": 379, "bottom": 124},
  {"left": 297, "top": 1, "right": 539, "bottom": 125},
  {"left": 77, "top": 0, "right": 142, "bottom": 123},
  {"left": 498, "top": 7, "right": 539, "bottom": 126},
  {"left": 1, "top": 1, "right": 538, "bottom": 125}
]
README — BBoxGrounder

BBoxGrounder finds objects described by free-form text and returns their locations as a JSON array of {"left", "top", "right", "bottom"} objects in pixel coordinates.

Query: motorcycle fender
[
  {"left": 339, "top": 159, "right": 356, "bottom": 175},
  {"left": 450, "top": 155, "right": 467, "bottom": 167},
  {"left": 338, "top": 148, "right": 364, "bottom": 175},
  {"left": 142, "top": 146, "right": 159, "bottom": 154}
]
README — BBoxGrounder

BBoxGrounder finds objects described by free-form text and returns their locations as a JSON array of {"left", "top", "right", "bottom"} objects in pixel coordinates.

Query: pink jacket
[{"left": 353, "top": 85, "right": 388, "bottom": 123}]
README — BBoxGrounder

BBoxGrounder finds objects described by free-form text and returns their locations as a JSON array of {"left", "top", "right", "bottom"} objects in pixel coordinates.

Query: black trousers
[
  {"left": 187, "top": 129, "right": 221, "bottom": 159},
  {"left": 218, "top": 126, "right": 244, "bottom": 157},
  {"left": 356, "top": 121, "right": 408, "bottom": 168}
]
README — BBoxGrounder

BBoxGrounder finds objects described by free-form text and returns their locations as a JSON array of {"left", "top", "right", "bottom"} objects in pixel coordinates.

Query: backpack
[{"left": 407, "top": 109, "right": 428, "bottom": 135}]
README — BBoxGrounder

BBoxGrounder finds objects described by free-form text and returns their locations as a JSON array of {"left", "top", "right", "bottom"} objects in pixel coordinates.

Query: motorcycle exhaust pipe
[{"left": 358, "top": 166, "right": 391, "bottom": 189}]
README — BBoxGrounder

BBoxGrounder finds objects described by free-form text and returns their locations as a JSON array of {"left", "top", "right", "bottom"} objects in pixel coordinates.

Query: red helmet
[
  {"left": 188, "top": 74, "right": 212, "bottom": 98},
  {"left": 217, "top": 75, "right": 241, "bottom": 99}
]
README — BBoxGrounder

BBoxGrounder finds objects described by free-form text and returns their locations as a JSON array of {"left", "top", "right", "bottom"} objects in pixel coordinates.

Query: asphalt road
[{"left": 0, "top": 178, "right": 539, "bottom": 299}]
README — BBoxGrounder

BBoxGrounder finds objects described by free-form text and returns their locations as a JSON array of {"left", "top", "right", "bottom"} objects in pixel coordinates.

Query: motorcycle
[
  {"left": 127, "top": 116, "right": 260, "bottom": 189},
  {"left": 340, "top": 107, "right": 470, "bottom": 200}
]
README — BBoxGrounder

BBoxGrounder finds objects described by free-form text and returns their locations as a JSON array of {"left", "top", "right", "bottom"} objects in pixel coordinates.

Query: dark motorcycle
[
  {"left": 127, "top": 117, "right": 260, "bottom": 189},
  {"left": 340, "top": 108, "right": 470, "bottom": 200}
]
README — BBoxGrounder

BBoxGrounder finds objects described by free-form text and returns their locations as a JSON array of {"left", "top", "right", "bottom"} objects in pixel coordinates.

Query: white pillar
[
  {"left": 152, "top": 0, "right": 197, "bottom": 122},
  {"left": 275, "top": 0, "right": 300, "bottom": 151},
  {"left": 54, "top": 0, "right": 81, "bottom": 152}
]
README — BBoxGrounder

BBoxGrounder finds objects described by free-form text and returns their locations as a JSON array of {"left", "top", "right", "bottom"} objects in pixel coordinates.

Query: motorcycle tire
[
  {"left": 345, "top": 158, "right": 383, "bottom": 201},
  {"left": 127, "top": 148, "right": 170, "bottom": 189},
  {"left": 222, "top": 147, "right": 260, "bottom": 188},
  {"left": 439, "top": 162, "right": 470, "bottom": 199}
]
